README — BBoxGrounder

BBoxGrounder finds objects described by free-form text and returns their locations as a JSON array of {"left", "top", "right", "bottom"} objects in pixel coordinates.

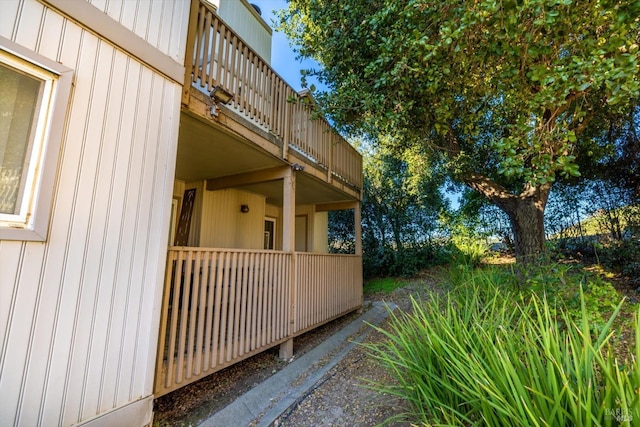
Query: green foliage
[
  {"left": 360, "top": 142, "right": 448, "bottom": 277},
  {"left": 328, "top": 209, "right": 355, "bottom": 254},
  {"left": 363, "top": 277, "right": 406, "bottom": 294},
  {"left": 365, "top": 279, "right": 640, "bottom": 426},
  {"left": 524, "top": 264, "right": 630, "bottom": 331},
  {"left": 598, "top": 238, "right": 640, "bottom": 285},
  {"left": 363, "top": 241, "right": 447, "bottom": 278},
  {"left": 279, "top": 0, "right": 640, "bottom": 261},
  {"left": 450, "top": 231, "right": 489, "bottom": 268},
  {"left": 445, "top": 260, "right": 633, "bottom": 332}
]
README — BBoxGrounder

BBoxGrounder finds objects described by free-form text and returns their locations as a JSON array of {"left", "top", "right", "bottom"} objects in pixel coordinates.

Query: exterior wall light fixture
[
  {"left": 210, "top": 85, "right": 233, "bottom": 117},
  {"left": 240, "top": 204, "right": 250, "bottom": 213}
]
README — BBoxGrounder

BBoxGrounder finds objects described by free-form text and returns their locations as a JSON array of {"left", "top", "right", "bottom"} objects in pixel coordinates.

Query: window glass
[{"left": 0, "top": 62, "right": 43, "bottom": 214}]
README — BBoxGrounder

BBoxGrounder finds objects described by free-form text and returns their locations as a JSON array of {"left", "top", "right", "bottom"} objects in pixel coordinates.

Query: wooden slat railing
[
  {"left": 155, "top": 247, "right": 292, "bottom": 396},
  {"left": 154, "top": 248, "right": 363, "bottom": 397},
  {"left": 186, "top": 1, "right": 362, "bottom": 190},
  {"left": 293, "top": 253, "right": 363, "bottom": 335}
]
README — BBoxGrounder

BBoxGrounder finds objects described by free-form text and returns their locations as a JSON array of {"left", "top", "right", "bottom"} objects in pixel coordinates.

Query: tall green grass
[{"left": 365, "top": 281, "right": 640, "bottom": 426}]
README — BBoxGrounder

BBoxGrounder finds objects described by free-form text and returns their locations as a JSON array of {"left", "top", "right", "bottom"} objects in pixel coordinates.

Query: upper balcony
[{"left": 179, "top": 0, "right": 362, "bottom": 202}]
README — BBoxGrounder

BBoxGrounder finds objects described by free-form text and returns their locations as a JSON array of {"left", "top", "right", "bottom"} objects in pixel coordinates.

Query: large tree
[{"left": 279, "top": 0, "right": 640, "bottom": 262}]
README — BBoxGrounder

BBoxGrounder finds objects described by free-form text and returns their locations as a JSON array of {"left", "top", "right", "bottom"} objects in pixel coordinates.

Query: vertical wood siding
[
  {"left": 86, "top": 0, "right": 188, "bottom": 64},
  {"left": 198, "top": 188, "right": 266, "bottom": 249},
  {"left": 0, "top": 1, "right": 184, "bottom": 425},
  {"left": 216, "top": 0, "right": 271, "bottom": 64}
]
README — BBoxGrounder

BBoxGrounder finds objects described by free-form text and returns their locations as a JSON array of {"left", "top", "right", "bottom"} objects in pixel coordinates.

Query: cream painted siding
[
  {"left": 86, "top": 0, "right": 188, "bottom": 63},
  {"left": 217, "top": 0, "right": 272, "bottom": 64},
  {"left": 198, "top": 188, "right": 266, "bottom": 249},
  {"left": 0, "top": 1, "right": 185, "bottom": 426},
  {"left": 266, "top": 203, "right": 282, "bottom": 250},
  {"left": 313, "top": 211, "right": 329, "bottom": 253}
]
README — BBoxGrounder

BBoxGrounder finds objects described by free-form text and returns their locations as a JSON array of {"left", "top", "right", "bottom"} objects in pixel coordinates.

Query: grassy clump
[
  {"left": 364, "top": 277, "right": 407, "bottom": 294},
  {"left": 366, "top": 272, "right": 640, "bottom": 426}
]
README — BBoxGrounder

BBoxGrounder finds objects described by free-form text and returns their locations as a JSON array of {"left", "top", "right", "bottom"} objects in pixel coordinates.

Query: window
[{"left": 0, "top": 36, "right": 72, "bottom": 240}]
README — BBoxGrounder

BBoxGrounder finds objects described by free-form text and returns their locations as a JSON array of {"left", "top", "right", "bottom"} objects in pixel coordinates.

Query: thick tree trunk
[
  {"left": 464, "top": 174, "right": 551, "bottom": 263},
  {"left": 505, "top": 194, "right": 548, "bottom": 263}
]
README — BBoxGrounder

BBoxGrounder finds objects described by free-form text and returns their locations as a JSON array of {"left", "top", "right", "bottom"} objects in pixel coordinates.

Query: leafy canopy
[{"left": 279, "top": 0, "right": 640, "bottom": 190}]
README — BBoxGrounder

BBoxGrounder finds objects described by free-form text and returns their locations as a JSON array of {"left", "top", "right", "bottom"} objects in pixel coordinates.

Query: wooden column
[
  {"left": 181, "top": 0, "right": 200, "bottom": 105},
  {"left": 282, "top": 168, "right": 296, "bottom": 252},
  {"left": 354, "top": 201, "right": 362, "bottom": 255},
  {"left": 354, "top": 201, "right": 364, "bottom": 312},
  {"left": 280, "top": 167, "right": 295, "bottom": 360}
]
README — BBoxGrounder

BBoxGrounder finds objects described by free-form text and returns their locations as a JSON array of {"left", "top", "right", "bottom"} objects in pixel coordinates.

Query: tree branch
[{"left": 463, "top": 173, "right": 517, "bottom": 212}]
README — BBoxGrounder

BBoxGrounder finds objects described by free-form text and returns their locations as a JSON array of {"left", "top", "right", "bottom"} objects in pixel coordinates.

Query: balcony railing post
[
  {"left": 328, "top": 132, "right": 334, "bottom": 183},
  {"left": 282, "top": 88, "right": 291, "bottom": 161},
  {"left": 182, "top": 0, "right": 201, "bottom": 105}
]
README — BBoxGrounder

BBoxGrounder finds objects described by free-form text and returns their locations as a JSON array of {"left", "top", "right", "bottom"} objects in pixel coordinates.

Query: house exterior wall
[
  {"left": 0, "top": 0, "right": 188, "bottom": 426},
  {"left": 179, "top": 183, "right": 266, "bottom": 249},
  {"left": 263, "top": 204, "right": 331, "bottom": 253},
  {"left": 295, "top": 205, "right": 329, "bottom": 254},
  {"left": 313, "top": 211, "right": 329, "bottom": 253},
  {"left": 215, "top": 0, "right": 272, "bottom": 64},
  {"left": 199, "top": 188, "right": 266, "bottom": 249},
  {"left": 85, "top": 0, "right": 188, "bottom": 64}
]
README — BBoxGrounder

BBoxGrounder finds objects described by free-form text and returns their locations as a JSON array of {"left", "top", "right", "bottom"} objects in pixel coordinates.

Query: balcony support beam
[
  {"left": 206, "top": 166, "right": 290, "bottom": 191},
  {"left": 315, "top": 201, "right": 358, "bottom": 212}
]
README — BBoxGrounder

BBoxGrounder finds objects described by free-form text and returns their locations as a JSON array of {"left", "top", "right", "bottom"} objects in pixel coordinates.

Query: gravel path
[{"left": 272, "top": 325, "right": 411, "bottom": 427}]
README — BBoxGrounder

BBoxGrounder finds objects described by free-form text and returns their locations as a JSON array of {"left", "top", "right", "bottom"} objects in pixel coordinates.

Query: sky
[{"left": 251, "top": 0, "right": 322, "bottom": 92}]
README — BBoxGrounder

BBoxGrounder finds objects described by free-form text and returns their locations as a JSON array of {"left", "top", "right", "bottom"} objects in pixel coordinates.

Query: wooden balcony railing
[
  {"left": 154, "top": 247, "right": 362, "bottom": 397},
  {"left": 184, "top": 0, "right": 362, "bottom": 190}
]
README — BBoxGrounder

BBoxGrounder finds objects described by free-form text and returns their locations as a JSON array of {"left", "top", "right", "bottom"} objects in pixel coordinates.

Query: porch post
[
  {"left": 354, "top": 201, "right": 362, "bottom": 256},
  {"left": 282, "top": 168, "right": 296, "bottom": 252},
  {"left": 280, "top": 167, "right": 295, "bottom": 360}
]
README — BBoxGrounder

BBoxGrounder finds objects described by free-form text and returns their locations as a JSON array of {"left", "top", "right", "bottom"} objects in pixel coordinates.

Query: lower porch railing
[
  {"left": 294, "top": 253, "right": 363, "bottom": 335},
  {"left": 154, "top": 247, "right": 362, "bottom": 397}
]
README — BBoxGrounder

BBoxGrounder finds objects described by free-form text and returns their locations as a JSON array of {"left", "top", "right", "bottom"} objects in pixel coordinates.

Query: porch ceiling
[
  {"left": 175, "top": 112, "right": 282, "bottom": 182},
  {"left": 176, "top": 112, "right": 357, "bottom": 206}
]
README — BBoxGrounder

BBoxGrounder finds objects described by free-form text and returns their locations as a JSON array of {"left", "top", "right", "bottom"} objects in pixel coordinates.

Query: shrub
[
  {"left": 363, "top": 242, "right": 448, "bottom": 279},
  {"left": 598, "top": 238, "right": 640, "bottom": 283},
  {"left": 450, "top": 233, "right": 488, "bottom": 267},
  {"left": 365, "top": 283, "right": 639, "bottom": 426}
]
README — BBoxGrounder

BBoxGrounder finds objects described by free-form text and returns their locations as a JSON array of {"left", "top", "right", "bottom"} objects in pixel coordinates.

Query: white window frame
[{"left": 0, "top": 36, "right": 72, "bottom": 241}]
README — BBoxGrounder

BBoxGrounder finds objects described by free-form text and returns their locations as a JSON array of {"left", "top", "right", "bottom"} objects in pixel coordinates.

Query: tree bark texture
[{"left": 465, "top": 174, "right": 551, "bottom": 263}]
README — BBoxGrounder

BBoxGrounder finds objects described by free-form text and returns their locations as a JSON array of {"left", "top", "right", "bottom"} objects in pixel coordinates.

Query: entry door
[{"left": 264, "top": 218, "right": 275, "bottom": 249}]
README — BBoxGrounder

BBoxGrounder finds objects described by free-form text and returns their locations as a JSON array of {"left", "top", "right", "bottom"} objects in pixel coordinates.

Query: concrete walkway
[{"left": 198, "top": 301, "right": 395, "bottom": 427}]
